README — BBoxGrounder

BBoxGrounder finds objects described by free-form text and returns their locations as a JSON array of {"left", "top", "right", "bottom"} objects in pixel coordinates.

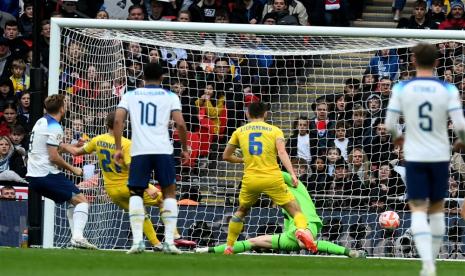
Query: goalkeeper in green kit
[{"left": 196, "top": 171, "right": 366, "bottom": 258}]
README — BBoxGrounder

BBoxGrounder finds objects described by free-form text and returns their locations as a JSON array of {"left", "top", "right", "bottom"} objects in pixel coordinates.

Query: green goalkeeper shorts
[{"left": 271, "top": 223, "right": 318, "bottom": 251}]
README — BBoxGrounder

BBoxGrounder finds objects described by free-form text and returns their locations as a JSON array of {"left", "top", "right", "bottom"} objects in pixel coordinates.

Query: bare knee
[
  {"left": 69, "top": 193, "right": 87, "bottom": 205},
  {"left": 161, "top": 184, "right": 176, "bottom": 199},
  {"left": 428, "top": 200, "right": 444, "bottom": 214}
]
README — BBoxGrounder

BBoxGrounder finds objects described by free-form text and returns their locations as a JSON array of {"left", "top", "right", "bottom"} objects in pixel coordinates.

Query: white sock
[
  {"left": 411, "top": 212, "right": 434, "bottom": 270},
  {"left": 72, "top": 202, "right": 89, "bottom": 240},
  {"left": 67, "top": 205, "right": 75, "bottom": 237},
  {"left": 129, "top": 196, "right": 145, "bottom": 244},
  {"left": 429, "top": 212, "right": 445, "bottom": 260},
  {"left": 161, "top": 198, "right": 178, "bottom": 245}
]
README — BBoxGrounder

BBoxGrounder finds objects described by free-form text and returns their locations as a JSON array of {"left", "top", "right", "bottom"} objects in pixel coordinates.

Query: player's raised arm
[
  {"left": 113, "top": 107, "right": 127, "bottom": 165},
  {"left": 276, "top": 137, "right": 298, "bottom": 187}
]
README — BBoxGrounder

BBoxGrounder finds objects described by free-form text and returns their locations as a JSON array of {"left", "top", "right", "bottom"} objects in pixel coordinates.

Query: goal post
[{"left": 44, "top": 17, "right": 465, "bottom": 257}]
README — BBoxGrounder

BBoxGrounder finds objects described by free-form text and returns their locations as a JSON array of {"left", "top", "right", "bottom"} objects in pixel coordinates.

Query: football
[{"left": 378, "top": 211, "right": 400, "bottom": 230}]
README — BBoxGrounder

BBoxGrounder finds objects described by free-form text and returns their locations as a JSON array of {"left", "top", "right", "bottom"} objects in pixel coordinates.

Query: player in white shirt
[
  {"left": 385, "top": 43, "right": 465, "bottom": 276},
  {"left": 113, "top": 63, "right": 189, "bottom": 254},
  {"left": 27, "top": 94, "right": 96, "bottom": 249}
]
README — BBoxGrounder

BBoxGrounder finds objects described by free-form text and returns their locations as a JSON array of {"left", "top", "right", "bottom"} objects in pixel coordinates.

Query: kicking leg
[{"left": 69, "top": 194, "right": 96, "bottom": 249}]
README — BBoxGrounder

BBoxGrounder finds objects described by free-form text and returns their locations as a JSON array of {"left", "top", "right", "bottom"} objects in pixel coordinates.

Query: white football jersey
[
  {"left": 387, "top": 77, "right": 461, "bottom": 162},
  {"left": 27, "top": 115, "right": 64, "bottom": 177},
  {"left": 117, "top": 85, "right": 181, "bottom": 156}
]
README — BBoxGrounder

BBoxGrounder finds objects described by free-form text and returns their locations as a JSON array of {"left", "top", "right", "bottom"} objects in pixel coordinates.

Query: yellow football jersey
[
  {"left": 83, "top": 133, "right": 131, "bottom": 188},
  {"left": 228, "top": 121, "right": 284, "bottom": 178}
]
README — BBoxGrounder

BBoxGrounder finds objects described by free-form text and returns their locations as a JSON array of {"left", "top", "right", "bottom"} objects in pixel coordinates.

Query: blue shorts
[
  {"left": 27, "top": 173, "right": 81, "bottom": 204},
  {"left": 405, "top": 161, "right": 449, "bottom": 202},
  {"left": 128, "top": 154, "right": 176, "bottom": 189}
]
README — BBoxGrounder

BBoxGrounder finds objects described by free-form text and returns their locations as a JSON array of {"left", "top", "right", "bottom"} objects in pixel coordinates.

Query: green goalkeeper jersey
[{"left": 281, "top": 172, "right": 323, "bottom": 233}]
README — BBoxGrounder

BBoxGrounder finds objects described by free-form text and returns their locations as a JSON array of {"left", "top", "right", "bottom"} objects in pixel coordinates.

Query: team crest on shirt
[{"left": 56, "top": 134, "right": 62, "bottom": 141}]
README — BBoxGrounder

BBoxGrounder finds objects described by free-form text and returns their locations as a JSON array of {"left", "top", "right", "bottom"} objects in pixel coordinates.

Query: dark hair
[
  {"left": 41, "top": 19, "right": 50, "bottom": 28},
  {"left": 412, "top": 43, "right": 438, "bottom": 68},
  {"left": 5, "top": 20, "right": 18, "bottom": 28},
  {"left": 44, "top": 94, "right": 65, "bottom": 114},
  {"left": 143, "top": 62, "right": 164, "bottom": 81},
  {"left": 414, "top": 0, "right": 427, "bottom": 9},
  {"left": 11, "top": 124, "right": 25, "bottom": 135},
  {"left": 291, "top": 115, "right": 308, "bottom": 136},
  {"left": 3, "top": 103, "right": 17, "bottom": 112},
  {"left": 335, "top": 121, "right": 345, "bottom": 129},
  {"left": 128, "top": 4, "right": 145, "bottom": 14},
  {"left": 248, "top": 102, "right": 268, "bottom": 118},
  {"left": 215, "top": 8, "right": 230, "bottom": 21},
  {"left": 106, "top": 111, "right": 115, "bottom": 130},
  {"left": 345, "top": 78, "right": 361, "bottom": 87},
  {"left": 177, "top": 10, "right": 191, "bottom": 20}
]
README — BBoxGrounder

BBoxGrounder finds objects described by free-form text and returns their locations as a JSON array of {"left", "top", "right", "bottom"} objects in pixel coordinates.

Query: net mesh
[{"left": 52, "top": 26, "right": 465, "bottom": 258}]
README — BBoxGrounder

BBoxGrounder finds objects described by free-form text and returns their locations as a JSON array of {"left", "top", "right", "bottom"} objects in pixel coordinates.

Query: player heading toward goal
[
  {"left": 26, "top": 94, "right": 96, "bottom": 249},
  {"left": 62, "top": 111, "right": 195, "bottom": 250},
  {"left": 113, "top": 62, "right": 189, "bottom": 254},
  {"left": 385, "top": 43, "right": 465, "bottom": 276},
  {"left": 222, "top": 102, "right": 317, "bottom": 255}
]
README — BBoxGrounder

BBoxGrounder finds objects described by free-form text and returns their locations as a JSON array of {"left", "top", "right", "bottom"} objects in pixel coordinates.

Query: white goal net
[{"left": 47, "top": 19, "right": 465, "bottom": 258}]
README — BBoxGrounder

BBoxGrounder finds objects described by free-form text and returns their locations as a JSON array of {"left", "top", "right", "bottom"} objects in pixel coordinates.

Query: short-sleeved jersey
[
  {"left": 27, "top": 115, "right": 63, "bottom": 177},
  {"left": 387, "top": 77, "right": 462, "bottom": 162},
  {"left": 117, "top": 85, "right": 181, "bottom": 156},
  {"left": 228, "top": 121, "right": 284, "bottom": 177},
  {"left": 83, "top": 133, "right": 131, "bottom": 189},
  {"left": 281, "top": 172, "right": 322, "bottom": 232}
]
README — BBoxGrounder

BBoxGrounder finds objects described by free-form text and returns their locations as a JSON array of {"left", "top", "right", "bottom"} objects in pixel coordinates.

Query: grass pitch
[{"left": 0, "top": 248, "right": 463, "bottom": 276}]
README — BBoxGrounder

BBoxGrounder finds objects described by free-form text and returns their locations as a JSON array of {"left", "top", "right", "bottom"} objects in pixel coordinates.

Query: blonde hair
[{"left": 348, "top": 147, "right": 371, "bottom": 184}]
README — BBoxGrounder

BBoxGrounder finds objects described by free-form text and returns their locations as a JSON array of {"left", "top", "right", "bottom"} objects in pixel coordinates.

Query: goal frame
[{"left": 43, "top": 17, "right": 465, "bottom": 248}]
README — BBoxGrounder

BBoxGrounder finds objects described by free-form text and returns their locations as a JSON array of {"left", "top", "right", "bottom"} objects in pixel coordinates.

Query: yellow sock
[
  {"left": 293, "top": 212, "right": 308, "bottom": 230},
  {"left": 143, "top": 217, "right": 161, "bottom": 246},
  {"left": 226, "top": 215, "right": 244, "bottom": 247}
]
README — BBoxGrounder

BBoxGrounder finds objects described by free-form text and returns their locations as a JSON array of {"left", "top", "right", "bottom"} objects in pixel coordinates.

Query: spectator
[
  {"left": 309, "top": 101, "right": 335, "bottom": 157},
  {"left": 177, "top": 10, "right": 191, "bottom": 22},
  {"left": 286, "top": 115, "right": 311, "bottom": 164},
  {"left": 347, "top": 105, "right": 370, "bottom": 149},
  {"left": 397, "top": 0, "right": 434, "bottom": 29},
  {"left": 429, "top": 0, "right": 446, "bottom": 28},
  {"left": 0, "top": 136, "right": 27, "bottom": 184},
  {"left": 0, "top": 185, "right": 15, "bottom": 200},
  {"left": 127, "top": 4, "right": 146, "bottom": 20},
  {"left": 361, "top": 72, "right": 379, "bottom": 94},
  {"left": 307, "top": 156, "right": 331, "bottom": 193},
  {"left": 332, "top": 121, "right": 349, "bottom": 161},
  {"left": 330, "top": 158, "right": 363, "bottom": 207},
  {"left": 230, "top": 0, "right": 264, "bottom": 24},
  {"left": 328, "top": 93, "right": 348, "bottom": 122},
  {"left": 61, "top": 0, "right": 82, "bottom": 18},
  {"left": 171, "top": 59, "right": 198, "bottom": 98},
  {"left": 324, "top": 0, "right": 350, "bottom": 26},
  {"left": 291, "top": 157, "right": 309, "bottom": 184},
  {"left": 452, "top": 57, "right": 464, "bottom": 81},
  {"left": 390, "top": 144, "right": 406, "bottom": 184},
  {"left": 0, "top": 10, "right": 15, "bottom": 31},
  {"left": 188, "top": 0, "right": 222, "bottom": 22},
  {"left": 73, "top": 65, "right": 101, "bottom": 99},
  {"left": 363, "top": 119, "right": 393, "bottom": 165},
  {"left": 147, "top": 47, "right": 169, "bottom": 72},
  {"left": 0, "top": 103, "right": 29, "bottom": 136},
  {"left": 17, "top": 91, "right": 30, "bottom": 124},
  {"left": 261, "top": 0, "right": 309, "bottom": 26},
  {"left": 438, "top": 0, "right": 465, "bottom": 30},
  {"left": 366, "top": 49, "right": 399, "bottom": 80},
  {"left": 195, "top": 82, "right": 226, "bottom": 159},
  {"left": 3, "top": 20, "right": 29, "bottom": 60},
  {"left": 326, "top": 147, "right": 342, "bottom": 177},
  {"left": 125, "top": 59, "right": 143, "bottom": 90},
  {"left": 148, "top": 0, "right": 175, "bottom": 21},
  {"left": 199, "top": 42, "right": 217, "bottom": 74},
  {"left": 39, "top": 20, "right": 50, "bottom": 69},
  {"left": 365, "top": 93, "right": 384, "bottom": 127},
  {"left": 18, "top": 2, "right": 34, "bottom": 40},
  {"left": 343, "top": 77, "right": 362, "bottom": 111},
  {"left": 9, "top": 124, "right": 27, "bottom": 157},
  {"left": 261, "top": 11, "right": 278, "bottom": 24},
  {"left": 96, "top": 10, "right": 110, "bottom": 19},
  {"left": 9, "top": 59, "right": 29, "bottom": 95},
  {"left": 347, "top": 147, "right": 371, "bottom": 186},
  {"left": 377, "top": 77, "right": 393, "bottom": 109},
  {"left": 0, "top": 77, "right": 15, "bottom": 111}
]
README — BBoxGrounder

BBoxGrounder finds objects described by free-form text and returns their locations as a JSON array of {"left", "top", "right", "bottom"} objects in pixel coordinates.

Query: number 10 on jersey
[{"left": 139, "top": 101, "right": 157, "bottom": 126}]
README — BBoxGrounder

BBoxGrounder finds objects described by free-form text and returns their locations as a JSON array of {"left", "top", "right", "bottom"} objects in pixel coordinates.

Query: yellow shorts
[
  {"left": 105, "top": 184, "right": 163, "bottom": 210},
  {"left": 239, "top": 174, "right": 295, "bottom": 208}
]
